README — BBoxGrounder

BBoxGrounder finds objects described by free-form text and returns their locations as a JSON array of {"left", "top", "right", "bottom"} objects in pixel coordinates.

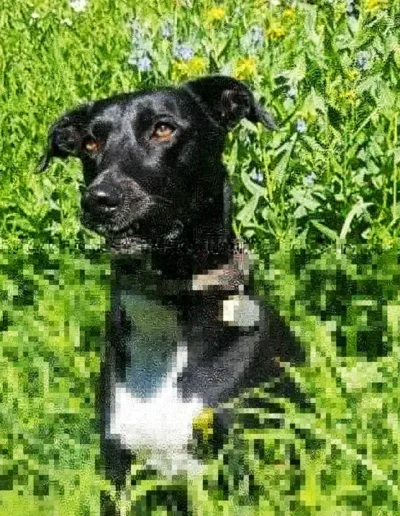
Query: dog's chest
[
  {"left": 108, "top": 289, "right": 205, "bottom": 474},
  {"left": 108, "top": 253, "right": 261, "bottom": 473},
  {"left": 119, "top": 293, "right": 179, "bottom": 396}
]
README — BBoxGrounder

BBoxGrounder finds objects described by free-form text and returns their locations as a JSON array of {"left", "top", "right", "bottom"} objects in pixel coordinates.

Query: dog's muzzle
[
  {"left": 80, "top": 182, "right": 183, "bottom": 254},
  {"left": 80, "top": 179, "right": 155, "bottom": 238}
]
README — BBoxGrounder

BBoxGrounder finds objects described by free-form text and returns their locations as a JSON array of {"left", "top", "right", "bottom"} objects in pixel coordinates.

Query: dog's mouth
[
  {"left": 107, "top": 231, "right": 151, "bottom": 254},
  {"left": 81, "top": 194, "right": 178, "bottom": 246},
  {"left": 82, "top": 216, "right": 150, "bottom": 252},
  {"left": 82, "top": 211, "right": 185, "bottom": 253}
]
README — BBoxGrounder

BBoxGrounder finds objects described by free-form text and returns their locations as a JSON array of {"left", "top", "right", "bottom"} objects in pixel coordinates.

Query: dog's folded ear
[
  {"left": 183, "top": 75, "right": 277, "bottom": 131},
  {"left": 38, "top": 103, "right": 93, "bottom": 172}
]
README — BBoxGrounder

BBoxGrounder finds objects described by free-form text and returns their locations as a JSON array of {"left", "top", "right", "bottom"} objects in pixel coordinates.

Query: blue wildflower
[
  {"left": 130, "top": 21, "right": 152, "bottom": 53},
  {"left": 137, "top": 55, "right": 152, "bottom": 72},
  {"left": 296, "top": 119, "right": 307, "bottom": 133},
  {"left": 128, "top": 53, "right": 152, "bottom": 72},
  {"left": 355, "top": 51, "right": 368, "bottom": 71},
  {"left": 130, "top": 20, "right": 145, "bottom": 42},
  {"left": 248, "top": 26, "right": 264, "bottom": 47},
  {"left": 128, "top": 20, "right": 153, "bottom": 69},
  {"left": 303, "top": 172, "right": 317, "bottom": 187},
  {"left": 161, "top": 21, "right": 173, "bottom": 39},
  {"left": 241, "top": 25, "right": 264, "bottom": 53},
  {"left": 174, "top": 44, "right": 194, "bottom": 61},
  {"left": 250, "top": 170, "right": 264, "bottom": 184}
]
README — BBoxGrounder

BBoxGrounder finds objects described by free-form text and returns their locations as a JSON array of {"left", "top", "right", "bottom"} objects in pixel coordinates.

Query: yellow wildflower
[
  {"left": 234, "top": 57, "right": 257, "bottom": 80},
  {"left": 172, "top": 60, "right": 190, "bottom": 81},
  {"left": 188, "top": 57, "right": 207, "bottom": 74},
  {"left": 266, "top": 25, "right": 285, "bottom": 39},
  {"left": 345, "top": 68, "right": 359, "bottom": 81},
  {"left": 283, "top": 8, "right": 296, "bottom": 18},
  {"left": 207, "top": 6, "right": 226, "bottom": 21},
  {"left": 342, "top": 90, "right": 356, "bottom": 104},
  {"left": 365, "top": 0, "right": 388, "bottom": 10},
  {"left": 172, "top": 57, "right": 206, "bottom": 80}
]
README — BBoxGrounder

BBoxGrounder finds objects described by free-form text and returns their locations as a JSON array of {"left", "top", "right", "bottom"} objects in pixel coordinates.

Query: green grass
[
  {"left": 0, "top": 249, "right": 109, "bottom": 514},
  {"left": 1, "top": 247, "right": 400, "bottom": 514},
  {"left": 1, "top": 0, "right": 400, "bottom": 514}
]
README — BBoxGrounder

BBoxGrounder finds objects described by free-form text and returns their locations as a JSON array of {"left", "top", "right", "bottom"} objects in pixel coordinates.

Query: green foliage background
[
  {"left": 1, "top": 0, "right": 400, "bottom": 247},
  {"left": 1, "top": 0, "right": 400, "bottom": 514}
]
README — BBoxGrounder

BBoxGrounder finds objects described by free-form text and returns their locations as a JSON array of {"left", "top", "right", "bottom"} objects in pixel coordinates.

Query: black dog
[{"left": 40, "top": 75, "right": 301, "bottom": 508}]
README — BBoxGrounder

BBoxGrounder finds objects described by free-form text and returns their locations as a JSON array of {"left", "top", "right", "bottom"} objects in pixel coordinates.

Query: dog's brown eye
[
  {"left": 152, "top": 123, "right": 175, "bottom": 141},
  {"left": 84, "top": 139, "right": 100, "bottom": 153}
]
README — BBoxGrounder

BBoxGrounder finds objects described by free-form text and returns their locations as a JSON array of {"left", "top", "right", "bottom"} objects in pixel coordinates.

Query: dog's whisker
[{"left": 149, "top": 194, "right": 173, "bottom": 205}]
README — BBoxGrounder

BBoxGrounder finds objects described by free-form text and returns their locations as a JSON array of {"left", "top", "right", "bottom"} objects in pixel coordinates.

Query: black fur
[{"left": 40, "top": 76, "right": 301, "bottom": 514}]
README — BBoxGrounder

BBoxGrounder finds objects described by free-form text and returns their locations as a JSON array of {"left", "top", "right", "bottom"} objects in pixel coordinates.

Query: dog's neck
[
  {"left": 161, "top": 178, "right": 234, "bottom": 277},
  {"left": 111, "top": 228, "right": 236, "bottom": 281},
  {"left": 111, "top": 178, "right": 235, "bottom": 279}
]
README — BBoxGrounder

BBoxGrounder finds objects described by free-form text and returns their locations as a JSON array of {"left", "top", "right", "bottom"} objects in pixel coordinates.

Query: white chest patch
[
  {"left": 109, "top": 343, "right": 204, "bottom": 477},
  {"left": 222, "top": 294, "right": 260, "bottom": 327}
]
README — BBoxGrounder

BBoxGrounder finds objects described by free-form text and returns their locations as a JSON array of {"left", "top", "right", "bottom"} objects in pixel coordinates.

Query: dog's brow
[
  {"left": 160, "top": 98, "right": 181, "bottom": 113},
  {"left": 132, "top": 106, "right": 157, "bottom": 126},
  {"left": 91, "top": 120, "right": 114, "bottom": 136},
  {"left": 145, "top": 95, "right": 183, "bottom": 116}
]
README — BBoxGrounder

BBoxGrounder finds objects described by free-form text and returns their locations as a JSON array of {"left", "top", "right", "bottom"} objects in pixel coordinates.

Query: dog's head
[{"left": 39, "top": 76, "right": 276, "bottom": 251}]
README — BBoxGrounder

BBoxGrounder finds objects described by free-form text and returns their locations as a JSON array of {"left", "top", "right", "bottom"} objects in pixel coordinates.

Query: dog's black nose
[{"left": 82, "top": 187, "right": 120, "bottom": 214}]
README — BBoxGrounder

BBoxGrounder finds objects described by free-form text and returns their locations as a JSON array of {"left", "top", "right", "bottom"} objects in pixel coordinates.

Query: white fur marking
[{"left": 109, "top": 343, "right": 204, "bottom": 476}]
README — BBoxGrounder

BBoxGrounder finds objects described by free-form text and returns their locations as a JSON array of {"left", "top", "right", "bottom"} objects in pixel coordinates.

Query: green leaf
[
  {"left": 274, "top": 134, "right": 297, "bottom": 188},
  {"left": 311, "top": 220, "right": 338, "bottom": 241},
  {"left": 236, "top": 194, "right": 260, "bottom": 225},
  {"left": 339, "top": 201, "right": 373, "bottom": 240},
  {"left": 240, "top": 167, "right": 265, "bottom": 196},
  {"left": 291, "top": 189, "right": 320, "bottom": 211}
]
